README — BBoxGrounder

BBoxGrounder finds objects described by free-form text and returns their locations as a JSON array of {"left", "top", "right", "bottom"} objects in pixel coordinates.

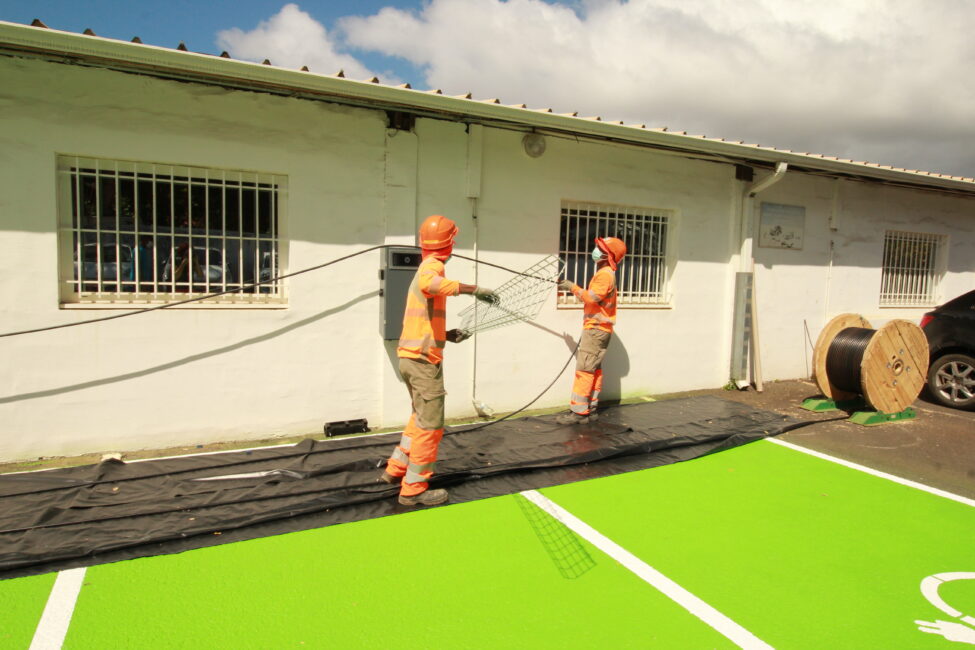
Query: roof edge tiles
[{"left": 1, "top": 20, "right": 973, "bottom": 192}]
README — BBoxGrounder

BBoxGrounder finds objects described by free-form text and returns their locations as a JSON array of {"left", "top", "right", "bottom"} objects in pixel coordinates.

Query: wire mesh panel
[
  {"left": 457, "top": 255, "right": 563, "bottom": 334},
  {"left": 879, "top": 230, "right": 946, "bottom": 307},
  {"left": 558, "top": 200, "right": 671, "bottom": 306},
  {"left": 57, "top": 156, "right": 286, "bottom": 305}
]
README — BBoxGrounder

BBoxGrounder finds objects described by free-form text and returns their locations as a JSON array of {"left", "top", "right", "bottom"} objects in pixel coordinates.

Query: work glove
[
  {"left": 473, "top": 286, "right": 499, "bottom": 304},
  {"left": 557, "top": 279, "right": 575, "bottom": 292},
  {"left": 446, "top": 328, "right": 472, "bottom": 344}
]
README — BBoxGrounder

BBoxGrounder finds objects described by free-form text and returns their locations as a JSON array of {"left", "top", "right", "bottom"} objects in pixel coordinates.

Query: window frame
[
  {"left": 56, "top": 155, "right": 288, "bottom": 308},
  {"left": 878, "top": 229, "right": 948, "bottom": 308},
  {"left": 557, "top": 200, "right": 676, "bottom": 309}
]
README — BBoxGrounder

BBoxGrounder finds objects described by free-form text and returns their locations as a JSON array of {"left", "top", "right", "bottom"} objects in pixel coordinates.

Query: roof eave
[{"left": 2, "top": 20, "right": 974, "bottom": 195}]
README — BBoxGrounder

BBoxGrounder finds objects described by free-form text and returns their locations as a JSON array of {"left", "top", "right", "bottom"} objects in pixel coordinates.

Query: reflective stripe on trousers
[
  {"left": 384, "top": 417, "right": 445, "bottom": 496},
  {"left": 570, "top": 370, "right": 596, "bottom": 415}
]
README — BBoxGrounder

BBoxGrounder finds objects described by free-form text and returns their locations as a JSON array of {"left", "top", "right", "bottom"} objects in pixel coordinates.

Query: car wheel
[{"left": 927, "top": 353, "right": 975, "bottom": 410}]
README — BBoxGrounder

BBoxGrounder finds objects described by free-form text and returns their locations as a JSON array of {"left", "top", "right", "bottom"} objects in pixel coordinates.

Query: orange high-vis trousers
[
  {"left": 386, "top": 358, "right": 446, "bottom": 496},
  {"left": 569, "top": 368, "right": 603, "bottom": 415}
]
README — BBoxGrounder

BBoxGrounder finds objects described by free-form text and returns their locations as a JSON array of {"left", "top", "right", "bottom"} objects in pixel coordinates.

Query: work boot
[
  {"left": 555, "top": 412, "right": 589, "bottom": 425},
  {"left": 587, "top": 411, "right": 599, "bottom": 422},
  {"left": 379, "top": 471, "right": 401, "bottom": 485},
  {"left": 398, "top": 488, "right": 449, "bottom": 507}
]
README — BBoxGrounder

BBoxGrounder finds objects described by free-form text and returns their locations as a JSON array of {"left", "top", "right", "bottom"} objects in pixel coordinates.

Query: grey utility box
[{"left": 379, "top": 246, "right": 422, "bottom": 340}]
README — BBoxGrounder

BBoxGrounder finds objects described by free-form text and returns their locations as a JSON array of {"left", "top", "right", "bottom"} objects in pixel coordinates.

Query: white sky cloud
[
  {"left": 224, "top": 1, "right": 975, "bottom": 177},
  {"left": 217, "top": 3, "right": 376, "bottom": 80}
]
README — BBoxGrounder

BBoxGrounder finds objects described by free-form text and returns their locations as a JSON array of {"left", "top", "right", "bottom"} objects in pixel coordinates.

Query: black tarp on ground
[{"left": 0, "top": 396, "right": 803, "bottom": 578}]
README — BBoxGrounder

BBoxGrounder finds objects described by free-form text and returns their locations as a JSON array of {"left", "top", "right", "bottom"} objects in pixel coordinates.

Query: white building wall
[
  {"left": 0, "top": 58, "right": 393, "bottom": 460},
  {"left": 753, "top": 175, "right": 975, "bottom": 382},
  {"left": 1, "top": 55, "right": 973, "bottom": 463}
]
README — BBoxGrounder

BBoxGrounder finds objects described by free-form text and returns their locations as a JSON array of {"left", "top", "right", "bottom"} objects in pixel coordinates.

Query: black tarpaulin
[{"left": 0, "top": 396, "right": 802, "bottom": 578}]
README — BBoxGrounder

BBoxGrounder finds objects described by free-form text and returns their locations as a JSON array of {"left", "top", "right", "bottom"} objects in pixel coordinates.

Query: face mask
[{"left": 591, "top": 248, "right": 604, "bottom": 263}]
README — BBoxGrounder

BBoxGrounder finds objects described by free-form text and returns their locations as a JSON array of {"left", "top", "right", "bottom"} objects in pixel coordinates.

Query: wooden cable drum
[{"left": 812, "top": 313, "right": 929, "bottom": 413}]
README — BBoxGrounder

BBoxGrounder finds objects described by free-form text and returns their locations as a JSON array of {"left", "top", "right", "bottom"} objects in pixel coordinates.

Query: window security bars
[
  {"left": 558, "top": 201, "right": 671, "bottom": 306},
  {"left": 58, "top": 157, "right": 285, "bottom": 305},
  {"left": 879, "top": 230, "right": 946, "bottom": 307}
]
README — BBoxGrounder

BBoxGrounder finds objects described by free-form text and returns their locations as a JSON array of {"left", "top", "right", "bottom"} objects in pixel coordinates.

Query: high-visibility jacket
[
  {"left": 397, "top": 255, "right": 460, "bottom": 364},
  {"left": 571, "top": 266, "right": 617, "bottom": 333}
]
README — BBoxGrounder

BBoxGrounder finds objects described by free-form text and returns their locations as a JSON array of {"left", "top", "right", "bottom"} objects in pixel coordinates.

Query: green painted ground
[
  {"left": 541, "top": 439, "right": 975, "bottom": 649},
  {"left": 5, "top": 439, "right": 973, "bottom": 649},
  {"left": 0, "top": 571, "right": 56, "bottom": 649},
  {"left": 62, "top": 493, "right": 732, "bottom": 649}
]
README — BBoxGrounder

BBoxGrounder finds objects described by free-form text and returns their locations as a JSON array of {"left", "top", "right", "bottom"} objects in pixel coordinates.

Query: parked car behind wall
[{"left": 921, "top": 289, "right": 975, "bottom": 410}]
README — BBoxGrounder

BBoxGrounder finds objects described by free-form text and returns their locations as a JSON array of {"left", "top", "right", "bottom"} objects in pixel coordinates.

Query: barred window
[
  {"left": 879, "top": 230, "right": 946, "bottom": 307},
  {"left": 558, "top": 201, "right": 672, "bottom": 306},
  {"left": 57, "top": 156, "right": 286, "bottom": 306}
]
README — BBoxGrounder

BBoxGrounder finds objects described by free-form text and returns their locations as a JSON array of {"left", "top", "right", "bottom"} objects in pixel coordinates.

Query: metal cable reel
[{"left": 808, "top": 314, "right": 929, "bottom": 423}]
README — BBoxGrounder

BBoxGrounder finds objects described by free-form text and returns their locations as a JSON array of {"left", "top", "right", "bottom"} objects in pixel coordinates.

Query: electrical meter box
[{"left": 379, "top": 246, "right": 422, "bottom": 340}]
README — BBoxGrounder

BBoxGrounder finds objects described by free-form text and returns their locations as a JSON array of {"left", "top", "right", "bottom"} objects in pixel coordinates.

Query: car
[
  {"left": 920, "top": 289, "right": 975, "bottom": 410},
  {"left": 161, "top": 245, "right": 235, "bottom": 288},
  {"left": 77, "top": 242, "right": 134, "bottom": 286}
]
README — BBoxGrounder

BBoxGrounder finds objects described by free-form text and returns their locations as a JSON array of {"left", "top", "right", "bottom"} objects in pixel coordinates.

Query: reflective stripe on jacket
[
  {"left": 397, "top": 256, "right": 460, "bottom": 363},
  {"left": 572, "top": 266, "right": 617, "bottom": 332}
]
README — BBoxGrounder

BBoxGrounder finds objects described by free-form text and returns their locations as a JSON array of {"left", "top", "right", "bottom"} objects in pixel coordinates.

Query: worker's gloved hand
[
  {"left": 473, "top": 287, "right": 498, "bottom": 304},
  {"left": 557, "top": 279, "right": 574, "bottom": 292},
  {"left": 446, "top": 328, "right": 472, "bottom": 344}
]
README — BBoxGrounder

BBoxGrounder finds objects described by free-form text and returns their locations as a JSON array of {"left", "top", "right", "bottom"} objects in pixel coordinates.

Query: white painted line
[
  {"left": 29, "top": 567, "right": 86, "bottom": 650},
  {"left": 766, "top": 438, "right": 975, "bottom": 508},
  {"left": 521, "top": 490, "right": 773, "bottom": 650}
]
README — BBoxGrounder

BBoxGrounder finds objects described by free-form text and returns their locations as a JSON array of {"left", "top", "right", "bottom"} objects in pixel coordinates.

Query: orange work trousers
[
  {"left": 385, "top": 358, "right": 445, "bottom": 496},
  {"left": 569, "top": 329, "right": 611, "bottom": 415},
  {"left": 570, "top": 369, "right": 603, "bottom": 415}
]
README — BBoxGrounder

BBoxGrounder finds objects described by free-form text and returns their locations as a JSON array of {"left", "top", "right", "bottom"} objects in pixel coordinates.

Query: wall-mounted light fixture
[{"left": 522, "top": 133, "right": 546, "bottom": 158}]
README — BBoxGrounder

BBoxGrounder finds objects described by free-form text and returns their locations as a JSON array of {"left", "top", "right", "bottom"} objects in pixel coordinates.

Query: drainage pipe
[{"left": 735, "top": 162, "right": 788, "bottom": 391}]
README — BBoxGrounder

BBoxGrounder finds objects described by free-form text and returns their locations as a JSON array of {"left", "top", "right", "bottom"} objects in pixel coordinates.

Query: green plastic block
[
  {"left": 800, "top": 397, "right": 866, "bottom": 412},
  {"left": 848, "top": 407, "right": 916, "bottom": 426}
]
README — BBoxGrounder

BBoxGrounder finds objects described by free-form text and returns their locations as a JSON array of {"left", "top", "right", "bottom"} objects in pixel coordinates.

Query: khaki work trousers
[
  {"left": 385, "top": 357, "right": 446, "bottom": 496},
  {"left": 570, "top": 328, "right": 611, "bottom": 416}
]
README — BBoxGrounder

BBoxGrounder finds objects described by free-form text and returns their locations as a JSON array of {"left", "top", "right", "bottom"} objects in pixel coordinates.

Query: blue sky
[
  {"left": 2, "top": 1, "right": 973, "bottom": 178},
  {"left": 0, "top": 0, "right": 429, "bottom": 82}
]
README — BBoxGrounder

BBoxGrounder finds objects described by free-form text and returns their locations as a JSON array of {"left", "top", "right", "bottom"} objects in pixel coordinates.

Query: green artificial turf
[
  {"left": 540, "top": 439, "right": 975, "bottom": 649},
  {"left": 64, "top": 493, "right": 734, "bottom": 649},
  {"left": 0, "top": 571, "right": 57, "bottom": 648}
]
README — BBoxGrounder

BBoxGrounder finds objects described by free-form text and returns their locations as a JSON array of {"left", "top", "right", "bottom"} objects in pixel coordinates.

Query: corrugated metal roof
[{"left": 5, "top": 19, "right": 975, "bottom": 193}]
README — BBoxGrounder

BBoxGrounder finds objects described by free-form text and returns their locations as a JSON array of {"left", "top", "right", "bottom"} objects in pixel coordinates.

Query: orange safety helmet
[
  {"left": 595, "top": 237, "right": 626, "bottom": 270},
  {"left": 419, "top": 215, "right": 458, "bottom": 251}
]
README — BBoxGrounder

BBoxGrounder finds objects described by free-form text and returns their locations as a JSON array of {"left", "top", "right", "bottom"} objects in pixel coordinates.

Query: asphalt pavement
[{"left": 705, "top": 379, "right": 975, "bottom": 500}]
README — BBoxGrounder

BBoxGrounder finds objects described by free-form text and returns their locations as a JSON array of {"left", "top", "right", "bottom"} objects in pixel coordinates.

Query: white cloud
[
  {"left": 218, "top": 1, "right": 975, "bottom": 176},
  {"left": 217, "top": 3, "right": 376, "bottom": 80},
  {"left": 338, "top": 0, "right": 975, "bottom": 176}
]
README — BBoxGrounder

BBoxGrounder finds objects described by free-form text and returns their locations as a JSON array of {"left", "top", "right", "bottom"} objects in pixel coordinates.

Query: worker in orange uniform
[
  {"left": 556, "top": 236, "right": 627, "bottom": 424},
  {"left": 381, "top": 215, "right": 497, "bottom": 506}
]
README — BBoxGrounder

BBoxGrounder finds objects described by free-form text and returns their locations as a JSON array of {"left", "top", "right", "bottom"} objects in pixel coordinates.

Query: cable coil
[
  {"left": 812, "top": 314, "right": 929, "bottom": 413},
  {"left": 824, "top": 327, "right": 875, "bottom": 394}
]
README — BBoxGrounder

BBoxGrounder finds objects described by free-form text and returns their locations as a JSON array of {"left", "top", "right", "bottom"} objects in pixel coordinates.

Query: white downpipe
[{"left": 738, "top": 162, "right": 787, "bottom": 391}]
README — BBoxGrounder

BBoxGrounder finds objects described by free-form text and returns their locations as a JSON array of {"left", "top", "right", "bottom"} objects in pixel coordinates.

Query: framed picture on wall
[{"left": 759, "top": 202, "right": 805, "bottom": 250}]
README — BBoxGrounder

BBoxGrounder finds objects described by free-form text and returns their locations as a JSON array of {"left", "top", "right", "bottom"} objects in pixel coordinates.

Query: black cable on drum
[{"left": 824, "top": 327, "right": 875, "bottom": 394}]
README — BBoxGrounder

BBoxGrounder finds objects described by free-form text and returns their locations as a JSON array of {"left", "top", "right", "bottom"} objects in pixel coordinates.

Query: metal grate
[
  {"left": 558, "top": 201, "right": 671, "bottom": 306},
  {"left": 879, "top": 230, "right": 946, "bottom": 307},
  {"left": 57, "top": 156, "right": 286, "bottom": 305},
  {"left": 457, "top": 255, "right": 563, "bottom": 334}
]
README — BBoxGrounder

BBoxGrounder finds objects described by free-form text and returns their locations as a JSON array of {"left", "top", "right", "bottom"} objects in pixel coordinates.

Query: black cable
[
  {"left": 447, "top": 339, "right": 580, "bottom": 435},
  {"left": 825, "top": 327, "right": 874, "bottom": 393},
  {"left": 451, "top": 253, "right": 560, "bottom": 284},
  {"left": 0, "top": 339, "right": 582, "bottom": 500},
  {"left": 0, "top": 247, "right": 578, "bottom": 498},
  {"left": 0, "top": 244, "right": 389, "bottom": 338},
  {"left": 0, "top": 246, "right": 556, "bottom": 339}
]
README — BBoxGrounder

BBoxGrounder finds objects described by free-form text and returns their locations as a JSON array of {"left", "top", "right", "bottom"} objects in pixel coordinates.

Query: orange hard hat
[
  {"left": 419, "top": 215, "right": 458, "bottom": 250},
  {"left": 595, "top": 237, "right": 626, "bottom": 270}
]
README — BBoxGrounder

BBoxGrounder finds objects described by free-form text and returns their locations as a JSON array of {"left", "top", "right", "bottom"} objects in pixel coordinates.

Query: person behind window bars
[
  {"left": 556, "top": 237, "right": 627, "bottom": 424},
  {"left": 380, "top": 215, "right": 497, "bottom": 506}
]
